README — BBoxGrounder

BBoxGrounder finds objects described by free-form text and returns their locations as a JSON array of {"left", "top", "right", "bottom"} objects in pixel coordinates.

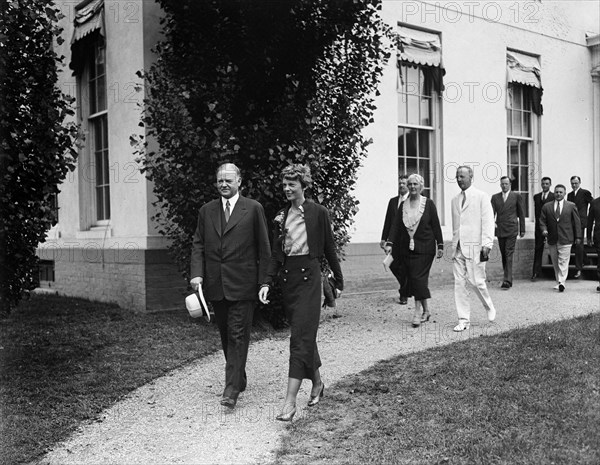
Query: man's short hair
[
  {"left": 216, "top": 163, "right": 241, "bottom": 179},
  {"left": 456, "top": 165, "right": 473, "bottom": 177},
  {"left": 570, "top": 175, "right": 581, "bottom": 182},
  {"left": 541, "top": 176, "right": 552, "bottom": 184},
  {"left": 555, "top": 184, "right": 566, "bottom": 191},
  {"left": 399, "top": 174, "right": 408, "bottom": 180},
  {"left": 500, "top": 176, "right": 510, "bottom": 182}
]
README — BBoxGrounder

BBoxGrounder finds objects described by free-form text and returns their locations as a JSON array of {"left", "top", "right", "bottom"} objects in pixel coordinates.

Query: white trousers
[
  {"left": 453, "top": 247, "right": 495, "bottom": 323},
  {"left": 548, "top": 243, "right": 571, "bottom": 285}
]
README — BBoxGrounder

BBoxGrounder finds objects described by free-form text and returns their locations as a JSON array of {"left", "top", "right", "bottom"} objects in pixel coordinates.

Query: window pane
[
  {"left": 96, "top": 75, "right": 106, "bottom": 112},
  {"left": 405, "top": 128, "right": 418, "bottom": 156},
  {"left": 512, "top": 86, "right": 522, "bottom": 110},
  {"left": 508, "top": 139, "right": 519, "bottom": 164},
  {"left": 420, "top": 96, "right": 431, "bottom": 126},
  {"left": 506, "top": 110, "right": 512, "bottom": 134},
  {"left": 512, "top": 110, "right": 521, "bottom": 137},
  {"left": 520, "top": 140, "right": 528, "bottom": 165},
  {"left": 398, "top": 127, "right": 406, "bottom": 157},
  {"left": 406, "top": 157, "right": 418, "bottom": 174},
  {"left": 406, "top": 95, "right": 420, "bottom": 125},
  {"left": 522, "top": 111, "right": 530, "bottom": 137},
  {"left": 418, "top": 130, "right": 429, "bottom": 159},
  {"left": 520, "top": 167, "right": 528, "bottom": 193},
  {"left": 421, "top": 159, "right": 430, "bottom": 185},
  {"left": 398, "top": 93, "right": 407, "bottom": 125}
]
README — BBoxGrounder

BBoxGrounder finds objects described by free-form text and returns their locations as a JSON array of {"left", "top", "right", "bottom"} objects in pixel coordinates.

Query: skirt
[
  {"left": 279, "top": 255, "right": 322, "bottom": 380},
  {"left": 401, "top": 252, "right": 435, "bottom": 301}
]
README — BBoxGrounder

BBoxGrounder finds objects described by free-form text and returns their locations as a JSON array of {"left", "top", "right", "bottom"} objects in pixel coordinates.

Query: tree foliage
[
  {"left": 134, "top": 0, "right": 391, "bottom": 321},
  {"left": 0, "top": 0, "right": 79, "bottom": 313}
]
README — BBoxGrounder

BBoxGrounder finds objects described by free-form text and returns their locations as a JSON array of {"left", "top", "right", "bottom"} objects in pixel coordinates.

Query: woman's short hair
[
  {"left": 407, "top": 173, "right": 425, "bottom": 186},
  {"left": 281, "top": 164, "right": 313, "bottom": 188}
]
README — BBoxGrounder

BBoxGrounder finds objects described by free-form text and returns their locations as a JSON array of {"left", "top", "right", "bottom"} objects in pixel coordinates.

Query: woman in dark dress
[
  {"left": 387, "top": 174, "right": 443, "bottom": 327},
  {"left": 258, "top": 164, "right": 343, "bottom": 422}
]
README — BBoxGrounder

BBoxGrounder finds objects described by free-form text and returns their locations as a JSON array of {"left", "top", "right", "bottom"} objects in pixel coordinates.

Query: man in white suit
[{"left": 451, "top": 166, "right": 497, "bottom": 331}]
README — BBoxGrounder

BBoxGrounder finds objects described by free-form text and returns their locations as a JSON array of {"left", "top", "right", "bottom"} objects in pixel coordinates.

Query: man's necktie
[
  {"left": 503, "top": 193, "right": 507, "bottom": 202},
  {"left": 461, "top": 191, "right": 466, "bottom": 207},
  {"left": 555, "top": 202, "right": 560, "bottom": 219},
  {"left": 542, "top": 193, "right": 546, "bottom": 201},
  {"left": 225, "top": 200, "right": 231, "bottom": 223}
]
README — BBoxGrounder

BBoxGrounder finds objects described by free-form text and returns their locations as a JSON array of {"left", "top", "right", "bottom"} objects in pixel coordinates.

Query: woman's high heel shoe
[
  {"left": 412, "top": 309, "right": 421, "bottom": 328},
  {"left": 307, "top": 383, "right": 325, "bottom": 407},
  {"left": 421, "top": 311, "right": 431, "bottom": 323},
  {"left": 276, "top": 403, "right": 297, "bottom": 422}
]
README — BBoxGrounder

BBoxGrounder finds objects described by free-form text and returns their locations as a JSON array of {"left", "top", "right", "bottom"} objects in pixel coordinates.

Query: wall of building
[
  {"left": 39, "top": 1, "right": 186, "bottom": 311},
  {"left": 352, "top": 0, "right": 600, "bottom": 246}
]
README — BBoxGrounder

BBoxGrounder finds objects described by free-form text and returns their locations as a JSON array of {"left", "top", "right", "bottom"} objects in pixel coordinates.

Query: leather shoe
[
  {"left": 531, "top": 273, "right": 538, "bottom": 282},
  {"left": 574, "top": 271, "right": 582, "bottom": 279},
  {"left": 558, "top": 284, "right": 565, "bottom": 292},
  {"left": 487, "top": 306, "right": 496, "bottom": 322},
  {"left": 500, "top": 281, "right": 510, "bottom": 289},
  {"left": 308, "top": 383, "right": 325, "bottom": 407},
  {"left": 220, "top": 397, "right": 236, "bottom": 409},
  {"left": 399, "top": 297, "right": 408, "bottom": 305},
  {"left": 596, "top": 285, "right": 600, "bottom": 292},
  {"left": 453, "top": 321, "right": 470, "bottom": 332},
  {"left": 276, "top": 403, "right": 296, "bottom": 422}
]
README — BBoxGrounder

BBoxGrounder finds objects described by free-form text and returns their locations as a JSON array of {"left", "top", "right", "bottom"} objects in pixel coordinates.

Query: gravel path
[{"left": 39, "top": 279, "right": 599, "bottom": 464}]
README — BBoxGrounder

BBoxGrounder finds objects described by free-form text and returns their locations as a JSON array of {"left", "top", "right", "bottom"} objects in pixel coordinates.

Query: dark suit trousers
[
  {"left": 573, "top": 240, "right": 586, "bottom": 271},
  {"left": 389, "top": 258, "right": 409, "bottom": 299},
  {"left": 532, "top": 228, "right": 545, "bottom": 275},
  {"left": 498, "top": 236, "right": 517, "bottom": 283},
  {"left": 595, "top": 243, "right": 600, "bottom": 281},
  {"left": 212, "top": 299, "right": 255, "bottom": 400}
]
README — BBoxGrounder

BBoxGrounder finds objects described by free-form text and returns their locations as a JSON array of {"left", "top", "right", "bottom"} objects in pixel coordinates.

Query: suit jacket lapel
[
  {"left": 209, "top": 200, "right": 223, "bottom": 237},
  {"left": 223, "top": 196, "right": 248, "bottom": 235}
]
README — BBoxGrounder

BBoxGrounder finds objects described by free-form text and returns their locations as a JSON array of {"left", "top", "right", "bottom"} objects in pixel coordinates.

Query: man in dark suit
[
  {"left": 531, "top": 177, "right": 555, "bottom": 280},
  {"left": 491, "top": 176, "right": 525, "bottom": 289},
  {"left": 587, "top": 194, "right": 600, "bottom": 292},
  {"left": 190, "top": 163, "right": 271, "bottom": 409},
  {"left": 567, "top": 175, "right": 593, "bottom": 278},
  {"left": 540, "top": 184, "right": 581, "bottom": 292},
  {"left": 380, "top": 174, "right": 409, "bottom": 304}
]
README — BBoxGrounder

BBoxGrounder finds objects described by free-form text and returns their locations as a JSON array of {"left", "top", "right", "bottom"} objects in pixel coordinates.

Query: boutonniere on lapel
[{"left": 273, "top": 209, "right": 287, "bottom": 241}]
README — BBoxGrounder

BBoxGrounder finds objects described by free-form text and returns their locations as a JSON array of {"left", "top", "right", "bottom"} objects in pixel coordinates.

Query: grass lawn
[
  {"left": 0, "top": 293, "right": 280, "bottom": 464},
  {"left": 277, "top": 313, "right": 600, "bottom": 465}
]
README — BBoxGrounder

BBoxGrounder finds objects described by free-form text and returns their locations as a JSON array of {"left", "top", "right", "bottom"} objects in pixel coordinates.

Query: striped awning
[
  {"left": 507, "top": 50, "right": 541, "bottom": 88},
  {"left": 71, "top": 0, "right": 105, "bottom": 44},
  {"left": 398, "top": 26, "right": 442, "bottom": 68}
]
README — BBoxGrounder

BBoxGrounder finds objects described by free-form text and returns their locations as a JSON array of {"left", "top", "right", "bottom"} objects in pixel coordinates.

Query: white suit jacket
[{"left": 451, "top": 185, "right": 495, "bottom": 260}]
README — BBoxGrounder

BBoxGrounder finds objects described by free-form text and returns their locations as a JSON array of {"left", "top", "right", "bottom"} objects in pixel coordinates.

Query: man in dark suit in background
[
  {"left": 380, "top": 174, "right": 409, "bottom": 304},
  {"left": 190, "top": 163, "right": 271, "bottom": 409},
  {"left": 491, "top": 176, "right": 525, "bottom": 289},
  {"left": 587, "top": 193, "right": 600, "bottom": 292},
  {"left": 531, "top": 177, "right": 555, "bottom": 280},
  {"left": 567, "top": 175, "right": 593, "bottom": 278},
  {"left": 540, "top": 184, "right": 581, "bottom": 292}
]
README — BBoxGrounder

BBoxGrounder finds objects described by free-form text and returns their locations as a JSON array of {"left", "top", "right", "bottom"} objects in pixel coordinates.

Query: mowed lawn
[
  {"left": 277, "top": 313, "right": 600, "bottom": 465},
  {"left": 0, "top": 293, "right": 226, "bottom": 464}
]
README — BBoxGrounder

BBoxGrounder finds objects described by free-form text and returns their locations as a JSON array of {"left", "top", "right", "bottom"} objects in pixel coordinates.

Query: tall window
[
  {"left": 89, "top": 42, "right": 110, "bottom": 221},
  {"left": 70, "top": 0, "right": 109, "bottom": 229},
  {"left": 507, "top": 84, "right": 533, "bottom": 216},
  {"left": 506, "top": 50, "right": 542, "bottom": 218},
  {"left": 397, "top": 64, "right": 434, "bottom": 198},
  {"left": 397, "top": 25, "right": 444, "bottom": 201}
]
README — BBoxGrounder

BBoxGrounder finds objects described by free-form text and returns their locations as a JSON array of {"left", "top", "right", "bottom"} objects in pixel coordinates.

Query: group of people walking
[
  {"left": 381, "top": 168, "right": 600, "bottom": 333},
  {"left": 190, "top": 163, "right": 342, "bottom": 421},
  {"left": 189, "top": 161, "right": 599, "bottom": 421}
]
